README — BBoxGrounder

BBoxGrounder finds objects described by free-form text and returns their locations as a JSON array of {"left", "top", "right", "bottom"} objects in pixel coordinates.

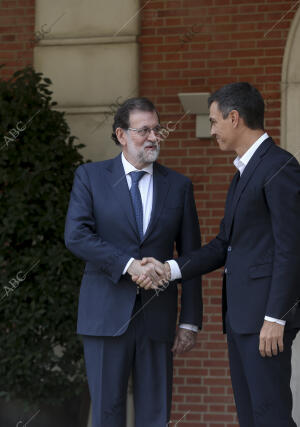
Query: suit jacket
[
  {"left": 64, "top": 153, "right": 202, "bottom": 341},
  {"left": 177, "top": 138, "right": 300, "bottom": 334}
]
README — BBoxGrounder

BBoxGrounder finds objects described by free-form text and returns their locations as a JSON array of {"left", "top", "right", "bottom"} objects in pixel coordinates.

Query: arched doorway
[
  {"left": 281, "top": 7, "right": 300, "bottom": 162},
  {"left": 281, "top": 6, "right": 300, "bottom": 425}
]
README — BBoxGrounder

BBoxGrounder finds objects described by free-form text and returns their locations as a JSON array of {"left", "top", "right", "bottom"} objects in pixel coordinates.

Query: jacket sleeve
[
  {"left": 177, "top": 214, "right": 228, "bottom": 282},
  {"left": 175, "top": 180, "right": 202, "bottom": 327},
  {"left": 64, "top": 165, "right": 132, "bottom": 284},
  {"left": 264, "top": 156, "right": 300, "bottom": 320}
]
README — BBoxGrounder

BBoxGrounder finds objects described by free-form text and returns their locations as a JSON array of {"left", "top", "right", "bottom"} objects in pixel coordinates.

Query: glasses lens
[
  {"left": 136, "top": 126, "right": 163, "bottom": 136},
  {"left": 153, "top": 126, "right": 162, "bottom": 135},
  {"left": 138, "top": 127, "right": 149, "bottom": 136}
]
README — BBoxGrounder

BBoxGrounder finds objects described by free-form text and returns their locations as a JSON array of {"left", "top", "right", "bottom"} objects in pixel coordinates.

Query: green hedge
[{"left": 0, "top": 67, "right": 87, "bottom": 406}]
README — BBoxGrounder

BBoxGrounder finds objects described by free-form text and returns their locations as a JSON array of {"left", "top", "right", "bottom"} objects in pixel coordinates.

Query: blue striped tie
[{"left": 129, "top": 171, "right": 146, "bottom": 240}]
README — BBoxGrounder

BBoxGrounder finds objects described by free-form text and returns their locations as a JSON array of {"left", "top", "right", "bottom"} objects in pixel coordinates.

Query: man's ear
[
  {"left": 115, "top": 127, "right": 127, "bottom": 147},
  {"left": 229, "top": 109, "right": 240, "bottom": 128}
]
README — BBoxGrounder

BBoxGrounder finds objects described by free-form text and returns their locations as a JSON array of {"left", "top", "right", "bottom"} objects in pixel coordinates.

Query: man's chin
[
  {"left": 217, "top": 141, "right": 227, "bottom": 151},
  {"left": 143, "top": 149, "right": 159, "bottom": 163}
]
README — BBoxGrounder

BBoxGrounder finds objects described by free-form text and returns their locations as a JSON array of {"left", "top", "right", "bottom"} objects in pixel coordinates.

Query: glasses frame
[{"left": 127, "top": 125, "right": 165, "bottom": 137}]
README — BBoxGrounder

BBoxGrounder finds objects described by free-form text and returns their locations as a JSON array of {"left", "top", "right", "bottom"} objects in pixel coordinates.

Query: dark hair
[
  {"left": 208, "top": 82, "right": 265, "bottom": 130},
  {"left": 111, "top": 97, "right": 159, "bottom": 145}
]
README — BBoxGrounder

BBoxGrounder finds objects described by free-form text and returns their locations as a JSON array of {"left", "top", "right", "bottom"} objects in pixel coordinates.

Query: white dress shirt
[
  {"left": 121, "top": 153, "right": 197, "bottom": 332},
  {"left": 168, "top": 133, "right": 285, "bottom": 326}
]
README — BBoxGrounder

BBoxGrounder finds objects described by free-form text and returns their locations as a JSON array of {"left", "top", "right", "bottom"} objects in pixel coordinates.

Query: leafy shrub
[{"left": 0, "top": 67, "right": 88, "bottom": 406}]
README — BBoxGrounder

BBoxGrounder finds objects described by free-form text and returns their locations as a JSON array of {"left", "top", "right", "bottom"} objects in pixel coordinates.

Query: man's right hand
[
  {"left": 127, "top": 259, "right": 168, "bottom": 290},
  {"left": 131, "top": 257, "right": 171, "bottom": 289}
]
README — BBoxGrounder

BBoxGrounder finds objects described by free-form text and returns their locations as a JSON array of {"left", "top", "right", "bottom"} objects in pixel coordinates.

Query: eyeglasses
[{"left": 127, "top": 125, "right": 165, "bottom": 137}]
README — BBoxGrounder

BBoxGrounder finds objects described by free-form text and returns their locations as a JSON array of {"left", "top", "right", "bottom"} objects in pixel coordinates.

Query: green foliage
[{"left": 0, "top": 67, "right": 88, "bottom": 406}]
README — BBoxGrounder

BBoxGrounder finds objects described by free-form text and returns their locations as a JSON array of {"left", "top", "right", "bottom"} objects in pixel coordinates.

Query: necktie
[{"left": 129, "top": 171, "right": 146, "bottom": 240}]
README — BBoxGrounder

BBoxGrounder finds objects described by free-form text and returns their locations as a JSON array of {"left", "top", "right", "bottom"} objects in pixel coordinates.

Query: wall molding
[
  {"left": 281, "top": 6, "right": 300, "bottom": 151},
  {"left": 39, "top": 35, "right": 137, "bottom": 47}
]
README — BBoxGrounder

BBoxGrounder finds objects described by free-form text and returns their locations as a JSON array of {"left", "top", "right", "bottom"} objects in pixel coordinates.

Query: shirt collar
[
  {"left": 121, "top": 152, "right": 153, "bottom": 176},
  {"left": 233, "top": 132, "right": 269, "bottom": 175}
]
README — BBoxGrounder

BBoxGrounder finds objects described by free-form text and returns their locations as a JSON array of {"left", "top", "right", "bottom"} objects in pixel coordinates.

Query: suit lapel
[
  {"left": 141, "top": 162, "right": 170, "bottom": 244},
  {"left": 225, "top": 138, "right": 273, "bottom": 239},
  {"left": 105, "top": 153, "right": 140, "bottom": 241},
  {"left": 224, "top": 171, "right": 240, "bottom": 239}
]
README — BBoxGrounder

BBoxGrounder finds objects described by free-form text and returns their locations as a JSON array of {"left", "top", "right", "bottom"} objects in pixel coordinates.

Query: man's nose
[{"left": 148, "top": 129, "right": 158, "bottom": 141}]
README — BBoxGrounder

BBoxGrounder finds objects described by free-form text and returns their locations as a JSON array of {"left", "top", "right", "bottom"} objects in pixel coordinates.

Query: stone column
[
  {"left": 34, "top": 2, "right": 140, "bottom": 426},
  {"left": 34, "top": 0, "right": 139, "bottom": 161},
  {"left": 281, "top": 6, "right": 300, "bottom": 425}
]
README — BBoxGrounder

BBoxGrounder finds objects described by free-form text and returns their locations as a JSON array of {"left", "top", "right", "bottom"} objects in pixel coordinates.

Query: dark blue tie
[{"left": 129, "top": 171, "right": 146, "bottom": 240}]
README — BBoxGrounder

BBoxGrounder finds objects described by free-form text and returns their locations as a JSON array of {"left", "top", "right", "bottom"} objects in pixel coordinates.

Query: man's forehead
[
  {"left": 129, "top": 110, "right": 159, "bottom": 125},
  {"left": 209, "top": 102, "right": 222, "bottom": 120}
]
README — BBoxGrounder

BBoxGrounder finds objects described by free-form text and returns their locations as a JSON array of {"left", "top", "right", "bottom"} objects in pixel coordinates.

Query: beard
[
  {"left": 140, "top": 142, "right": 160, "bottom": 163},
  {"left": 127, "top": 138, "right": 160, "bottom": 165}
]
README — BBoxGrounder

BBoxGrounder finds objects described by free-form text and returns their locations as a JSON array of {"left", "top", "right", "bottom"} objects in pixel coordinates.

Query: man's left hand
[
  {"left": 132, "top": 257, "right": 171, "bottom": 289},
  {"left": 259, "top": 319, "right": 285, "bottom": 357},
  {"left": 171, "top": 328, "right": 197, "bottom": 356}
]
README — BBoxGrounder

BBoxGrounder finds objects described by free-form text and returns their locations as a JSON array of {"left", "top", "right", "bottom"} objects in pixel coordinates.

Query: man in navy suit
[
  {"left": 137, "top": 83, "right": 300, "bottom": 426},
  {"left": 64, "top": 97, "right": 202, "bottom": 427}
]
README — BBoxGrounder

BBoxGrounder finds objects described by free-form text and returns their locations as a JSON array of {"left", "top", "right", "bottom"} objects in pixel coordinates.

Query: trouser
[
  {"left": 82, "top": 295, "right": 173, "bottom": 427},
  {"left": 226, "top": 315, "right": 298, "bottom": 427}
]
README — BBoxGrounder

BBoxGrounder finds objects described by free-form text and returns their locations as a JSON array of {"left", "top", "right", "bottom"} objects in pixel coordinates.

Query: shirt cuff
[
  {"left": 179, "top": 323, "right": 198, "bottom": 332},
  {"left": 264, "top": 315, "right": 286, "bottom": 326},
  {"left": 166, "top": 260, "right": 182, "bottom": 281},
  {"left": 123, "top": 257, "right": 135, "bottom": 275}
]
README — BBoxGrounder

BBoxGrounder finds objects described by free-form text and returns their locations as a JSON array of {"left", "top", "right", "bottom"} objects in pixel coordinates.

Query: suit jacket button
[{"left": 228, "top": 246, "right": 232, "bottom": 252}]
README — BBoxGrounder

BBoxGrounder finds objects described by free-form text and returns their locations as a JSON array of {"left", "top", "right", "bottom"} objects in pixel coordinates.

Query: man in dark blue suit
[
  {"left": 64, "top": 98, "right": 202, "bottom": 427},
  {"left": 137, "top": 83, "right": 300, "bottom": 426}
]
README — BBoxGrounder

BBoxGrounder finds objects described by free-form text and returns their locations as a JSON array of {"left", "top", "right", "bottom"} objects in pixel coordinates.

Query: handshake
[{"left": 127, "top": 257, "right": 171, "bottom": 290}]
